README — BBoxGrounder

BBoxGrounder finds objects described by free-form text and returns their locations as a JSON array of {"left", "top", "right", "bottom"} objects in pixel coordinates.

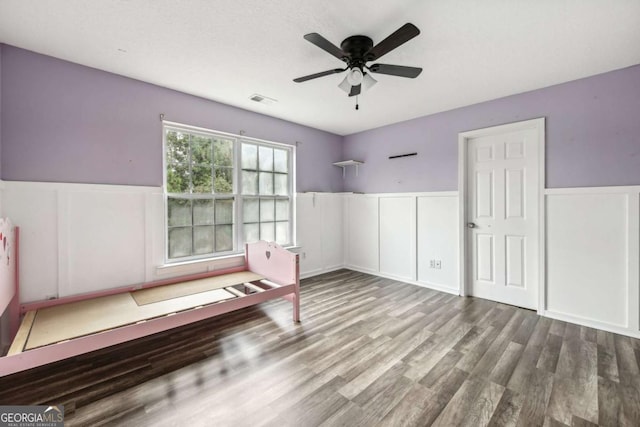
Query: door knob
[{"left": 467, "top": 222, "right": 476, "bottom": 229}]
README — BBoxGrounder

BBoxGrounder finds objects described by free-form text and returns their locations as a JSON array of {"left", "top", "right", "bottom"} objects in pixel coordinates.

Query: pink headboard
[
  {"left": 0, "top": 218, "right": 16, "bottom": 315},
  {"left": 245, "top": 241, "right": 299, "bottom": 286}
]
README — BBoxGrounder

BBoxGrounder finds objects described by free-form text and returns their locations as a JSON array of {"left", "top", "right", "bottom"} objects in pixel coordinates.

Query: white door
[{"left": 465, "top": 120, "right": 542, "bottom": 309}]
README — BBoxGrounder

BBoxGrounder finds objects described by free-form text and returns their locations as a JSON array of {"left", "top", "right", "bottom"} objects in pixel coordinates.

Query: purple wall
[
  {"left": 0, "top": 45, "right": 344, "bottom": 192},
  {"left": 2, "top": 44, "right": 639, "bottom": 194},
  {"left": 343, "top": 64, "right": 640, "bottom": 192}
]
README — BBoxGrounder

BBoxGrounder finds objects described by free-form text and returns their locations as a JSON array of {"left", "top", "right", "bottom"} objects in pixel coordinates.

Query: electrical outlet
[
  {"left": 435, "top": 260, "right": 442, "bottom": 269},
  {"left": 429, "top": 260, "right": 435, "bottom": 268}
]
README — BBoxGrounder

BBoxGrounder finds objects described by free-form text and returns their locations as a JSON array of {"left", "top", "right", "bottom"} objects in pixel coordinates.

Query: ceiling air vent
[{"left": 249, "top": 94, "right": 277, "bottom": 106}]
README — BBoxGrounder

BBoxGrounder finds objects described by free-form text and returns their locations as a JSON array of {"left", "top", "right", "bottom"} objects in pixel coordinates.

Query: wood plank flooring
[{"left": 1, "top": 269, "right": 639, "bottom": 426}]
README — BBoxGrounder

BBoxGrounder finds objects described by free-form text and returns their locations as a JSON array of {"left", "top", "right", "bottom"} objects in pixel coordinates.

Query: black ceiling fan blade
[
  {"left": 365, "top": 23, "right": 420, "bottom": 61},
  {"left": 369, "top": 63, "right": 422, "bottom": 78},
  {"left": 349, "top": 84, "right": 361, "bottom": 97},
  {"left": 303, "top": 33, "right": 347, "bottom": 61},
  {"left": 293, "top": 68, "right": 346, "bottom": 83}
]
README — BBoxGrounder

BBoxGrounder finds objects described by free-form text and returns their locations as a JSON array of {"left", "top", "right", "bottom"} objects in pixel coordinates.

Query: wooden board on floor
[
  {"left": 7, "top": 311, "right": 36, "bottom": 355},
  {"left": 26, "top": 288, "right": 237, "bottom": 350},
  {"left": 131, "top": 271, "right": 264, "bottom": 306}
]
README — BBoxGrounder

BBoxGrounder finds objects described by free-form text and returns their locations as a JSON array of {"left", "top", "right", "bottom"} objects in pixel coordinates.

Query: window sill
[{"left": 157, "top": 252, "right": 244, "bottom": 270}]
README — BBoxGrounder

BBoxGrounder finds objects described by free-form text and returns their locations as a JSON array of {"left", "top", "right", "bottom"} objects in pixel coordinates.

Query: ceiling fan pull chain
[{"left": 355, "top": 95, "right": 359, "bottom": 110}]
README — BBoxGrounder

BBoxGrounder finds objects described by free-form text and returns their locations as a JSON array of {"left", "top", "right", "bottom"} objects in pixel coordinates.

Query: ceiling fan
[{"left": 293, "top": 23, "right": 423, "bottom": 99}]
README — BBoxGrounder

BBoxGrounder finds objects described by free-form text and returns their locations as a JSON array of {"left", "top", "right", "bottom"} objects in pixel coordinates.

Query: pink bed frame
[{"left": 0, "top": 223, "right": 300, "bottom": 377}]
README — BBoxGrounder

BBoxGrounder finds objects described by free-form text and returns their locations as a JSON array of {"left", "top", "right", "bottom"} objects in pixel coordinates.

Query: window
[
  {"left": 241, "top": 143, "right": 291, "bottom": 245},
  {"left": 164, "top": 123, "right": 293, "bottom": 262}
]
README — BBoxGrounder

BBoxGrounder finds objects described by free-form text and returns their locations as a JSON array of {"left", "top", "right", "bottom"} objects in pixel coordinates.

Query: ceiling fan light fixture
[
  {"left": 338, "top": 75, "right": 352, "bottom": 93},
  {"left": 346, "top": 67, "right": 364, "bottom": 86},
  {"left": 362, "top": 73, "right": 377, "bottom": 91}
]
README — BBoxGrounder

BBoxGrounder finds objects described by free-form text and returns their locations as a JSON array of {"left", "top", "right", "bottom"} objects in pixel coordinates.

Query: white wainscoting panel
[
  {"left": 345, "top": 195, "right": 379, "bottom": 273},
  {"left": 343, "top": 192, "right": 459, "bottom": 294},
  {"left": 379, "top": 197, "right": 416, "bottom": 281},
  {"left": 2, "top": 181, "right": 166, "bottom": 301},
  {"left": 545, "top": 190, "right": 633, "bottom": 331},
  {"left": 296, "top": 194, "right": 324, "bottom": 277},
  {"left": 417, "top": 195, "right": 459, "bottom": 293},
  {"left": 0, "top": 180, "right": 4, "bottom": 216},
  {"left": 63, "top": 191, "right": 147, "bottom": 297},
  {"left": 296, "top": 193, "right": 345, "bottom": 278},
  {"left": 296, "top": 194, "right": 321, "bottom": 275},
  {"left": 3, "top": 182, "right": 60, "bottom": 302},
  {"left": 321, "top": 194, "right": 344, "bottom": 271}
]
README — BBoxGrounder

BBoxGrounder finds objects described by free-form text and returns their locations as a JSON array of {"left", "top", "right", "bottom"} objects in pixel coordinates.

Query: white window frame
[{"left": 163, "top": 121, "right": 295, "bottom": 264}]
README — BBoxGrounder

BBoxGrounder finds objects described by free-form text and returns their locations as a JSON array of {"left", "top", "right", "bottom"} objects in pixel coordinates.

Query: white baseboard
[
  {"left": 542, "top": 309, "right": 640, "bottom": 339},
  {"left": 344, "top": 265, "right": 460, "bottom": 296},
  {"left": 414, "top": 279, "right": 461, "bottom": 296},
  {"left": 300, "top": 266, "right": 346, "bottom": 280}
]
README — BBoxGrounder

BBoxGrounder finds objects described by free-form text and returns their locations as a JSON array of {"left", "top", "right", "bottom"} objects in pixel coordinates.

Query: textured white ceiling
[{"left": 1, "top": 0, "right": 639, "bottom": 135}]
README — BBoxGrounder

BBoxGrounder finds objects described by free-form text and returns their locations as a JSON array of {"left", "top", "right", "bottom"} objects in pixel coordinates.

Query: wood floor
[{"left": 1, "top": 269, "right": 639, "bottom": 426}]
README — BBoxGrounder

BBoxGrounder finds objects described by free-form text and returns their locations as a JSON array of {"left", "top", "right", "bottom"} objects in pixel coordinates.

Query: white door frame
[{"left": 457, "top": 118, "right": 546, "bottom": 314}]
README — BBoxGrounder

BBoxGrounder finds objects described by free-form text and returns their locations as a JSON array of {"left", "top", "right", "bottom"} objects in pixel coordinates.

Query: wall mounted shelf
[{"left": 333, "top": 160, "right": 364, "bottom": 178}]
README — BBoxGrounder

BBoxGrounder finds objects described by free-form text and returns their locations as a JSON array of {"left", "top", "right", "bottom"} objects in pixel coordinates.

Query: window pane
[
  {"left": 260, "top": 198, "right": 275, "bottom": 222},
  {"left": 192, "top": 165, "right": 213, "bottom": 193},
  {"left": 259, "top": 172, "right": 274, "bottom": 195},
  {"left": 274, "top": 173, "right": 288, "bottom": 195},
  {"left": 168, "top": 198, "right": 191, "bottom": 227},
  {"left": 215, "top": 225, "right": 233, "bottom": 252},
  {"left": 214, "top": 167, "right": 233, "bottom": 194},
  {"left": 276, "top": 199, "right": 289, "bottom": 221},
  {"left": 215, "top": 139, "right": 233, "bottom": 167},
  {"left": 191, "top": 135, "right": 212, "bottom": 165},
  {"left": 260, "top": 222, "right": 275, "bottom": 242},
  {"left": 242, "top": 171, "right": 258, "bottom": 195},
  {"left": 169, "top": 227, "right": 192, "bottom": 258},
  {"left": 244, "top": 223, "right": 259, "bottom": 243},
  {"left": 166, "top": 164, "right": 190, "bottom": 193},
  {"left": 193, "top": 199, "right": 214, "bottom": 225},
  {"left": 276, "top": 221, "right": 289, "bottom": 245},
  {"left": 243, "top": 197, "right": 259, "bottom": 223},
  {"left": 259, "top": 146, "right": 274, "bottom": 171},
  {"left": 274, "top": 149, "right": 288, "bottom": 173},
  {"left": 193, "top": 226, "right": 214, "bottom": 254},
  {"left": 242, "top": 143, "right": 257, "bottom": 170},
  {"left": 166, "top": 131, "right": 189, "bottom": 165},
  {"left": 215, "top": 199, "right": 233, "bottom": 224}
]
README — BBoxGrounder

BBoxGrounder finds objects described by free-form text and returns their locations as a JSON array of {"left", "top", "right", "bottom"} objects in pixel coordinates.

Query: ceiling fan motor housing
[{"left": 340, "top": 35, "right": 374, "bottom": 69}]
